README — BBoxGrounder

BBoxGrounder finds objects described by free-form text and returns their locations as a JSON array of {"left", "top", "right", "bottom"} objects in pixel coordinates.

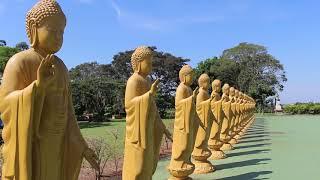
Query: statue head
[
  {"left": 179, "top": 65, "right": 194, "bottom": 86},
  {"left": 229, "top": 87, "right": 236, "bottom": 97},
  {"left": 198, "top": 73, "right": 210, "bottom": 90},
  {"left": 239, "top": 92, "right": 243, "bottom": 100},
  {"left": 131, "top": 46, "right": 153, "bottom": 76},
  {"left": 26, "top": 0, "right": 66, "bottom": 54},
  {"left": 211, "top": 79, "right": 221, "bottom": 93},
  {"left": 222, "top": 83, "right": 230, "bottom": 95},
  {"left": 235, "top": 89, "right": 239, "bottom": 98}
]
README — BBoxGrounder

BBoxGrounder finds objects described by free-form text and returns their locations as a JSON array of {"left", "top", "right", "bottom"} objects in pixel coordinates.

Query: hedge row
[{"left": 284, "top": 103, "right": 320, "bottom": 114}]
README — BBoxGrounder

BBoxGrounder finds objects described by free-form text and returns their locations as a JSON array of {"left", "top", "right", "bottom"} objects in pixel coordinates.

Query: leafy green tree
[
  {"left": 0, "top": 40, "right": 6, "bottom": 46},
  {"left": 195, "top": 57, "right": 240, "bottom": 87},
  {"left": 15, "top": 42, "right": 29, "bottom": 51},
  {"left": 70, "top": 77, "right": 124, "bottom": 121},
  {"left": 0, "top": 46, "right": 20, "bottom": 73},
  {"left": 195, "top": 42, "right": 287, "bottom": 111}
]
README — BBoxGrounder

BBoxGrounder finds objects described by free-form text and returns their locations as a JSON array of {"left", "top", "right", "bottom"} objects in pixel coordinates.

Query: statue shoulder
[{"left": 4, "top": 49, "right": 39, "bottom": 73}]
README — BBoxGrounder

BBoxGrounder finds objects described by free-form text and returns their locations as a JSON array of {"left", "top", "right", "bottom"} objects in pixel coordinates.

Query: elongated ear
[{"left": 29, "top": 20, "right": 38, "bottom": 48}]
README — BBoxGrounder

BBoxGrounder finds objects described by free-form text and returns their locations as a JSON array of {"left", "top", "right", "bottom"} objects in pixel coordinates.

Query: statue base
[
  {"left": 192, "top": 159, "right": 215, "bottom": 174},
  {"left": 229, "top": 138, "right": 238, "bottom": 145},
  {"left": 220, "top": 143, "right": 234, "bottom": 151},
  {"left": 209, "top": 150, "right": 227, "bottom": 160},
  {"left": 168, "top": 176, "right": 192, "bottom": 180},
  {"left": 234, "top": 134, "right": 241, "bottom": 140},
  {"left": 167, "top": 164, "right": 195, "bottom": 180}
]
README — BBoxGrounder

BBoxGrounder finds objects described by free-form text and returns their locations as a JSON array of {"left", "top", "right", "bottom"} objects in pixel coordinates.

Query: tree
[
  {"left": 195, "top": 57, "right": 240, "bottom": 87},
  {"left": 0, "top": 40, "right": 6, "bottom": 47},
  {"left": 111, "top": 46, "right": 189, "bottom": 117},
  {"left": 195, "top": 42, "right": 287, "bottom": 111},
  {"left": 15, "top": 42, "right": 29, "bottom": 51},
  {"left": 70, "top": 76, "right": 124, "bottom": 122},
  {"left": 0, "top": 46, "right": 20, "bottom": 73}
]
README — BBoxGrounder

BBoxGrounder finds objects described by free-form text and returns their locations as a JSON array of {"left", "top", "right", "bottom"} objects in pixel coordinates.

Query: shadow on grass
[
  {"left": 238, "top": 138, "right": 271, "bottom": 144},
  {"left": 215, "top": 158, "right": 271, "bottom": 170},
  {"left": 245, "top": 132, "right": 270, "bottom": 136},
  {"left": 236, "top": 143, "right": 272, "bottom": 149},
  {"left": 241, "top": 134, "right": 270, "bottom": 140},
  {"left": 215, "top": 170, "right": 272, "bottom": 180},
  {"left": 227, "top": 149, "right": 271, "bottom": 157},
  {"left": 79, "top": 122, "right": 112, "bottom": 129}
]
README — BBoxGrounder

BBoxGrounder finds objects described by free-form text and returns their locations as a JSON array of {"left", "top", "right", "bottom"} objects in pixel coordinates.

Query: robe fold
[
  {"left": 208, "top": 99, "right": 222, "bottom": 149},
  {"left": 122, "top": 73, "right": 165, "bottom": 180},
  {"left": 0, "top": 49, "right": 87, "bottom": 180},
  {"left": 169, "top": 83, "right": 196, "bottom": 169},
  {"left": 192, "top": 95, "right": 212, "bottom": 156}
]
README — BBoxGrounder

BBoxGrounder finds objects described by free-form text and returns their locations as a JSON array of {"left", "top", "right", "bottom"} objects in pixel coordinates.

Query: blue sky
[{"left": 0, "top": 0, "right": 319, "bottom": 103}]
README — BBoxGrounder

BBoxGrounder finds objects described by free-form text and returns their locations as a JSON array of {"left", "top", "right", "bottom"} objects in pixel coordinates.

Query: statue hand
[
  {"left": 164, "top": 129, "right": 173, "bottom": 142},
  {"left": 193, "top": 87, "right": 199, "bottom": 97},
  {"left": 36, "top": 54, "right": 56, "bottom": 90},
  {"left": 84, "top": 148, "right": 99, "bottom": 171},
  {"left": 150, "top": 79, "right": 160, "bottom": 96}
]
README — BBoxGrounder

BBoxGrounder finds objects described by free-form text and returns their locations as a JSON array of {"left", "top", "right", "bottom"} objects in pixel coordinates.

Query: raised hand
[
  {"left": 150, "top": 79, "right": 160, "bottom": 96},
  {"left": 36, "top": 54, "right": 56, "bottom": 90},
  {"left": 84, "top": 148, "right": 99, "bottom": 171}
]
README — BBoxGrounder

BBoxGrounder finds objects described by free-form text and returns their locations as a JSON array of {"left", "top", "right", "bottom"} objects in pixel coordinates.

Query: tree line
[{"left": 0, "top": 40, "right": 287, "bottom": 121}]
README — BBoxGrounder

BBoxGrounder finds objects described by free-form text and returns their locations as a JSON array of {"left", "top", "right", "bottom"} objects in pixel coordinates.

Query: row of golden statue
[
  {"left": 0, "top": 1, "right": 255, "bottom": 180},
  {"left": 123, "top": 47, "right": 256, "bottom": 180}
]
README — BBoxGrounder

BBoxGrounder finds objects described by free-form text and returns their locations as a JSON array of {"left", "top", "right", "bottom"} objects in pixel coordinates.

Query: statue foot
[
  {"left": 229, "top": 138, "right": 238, "bottom": 145},
  {"left": 209, "top": 150, "right": 227, "bottom": 160},
  {"left": 220, "top": 143, "right": 234, "bottom": 151},
  {"left": 192, "top": 159, "right": 215, "bottom": 174},
  {"left": 234, "top": 134, "right": 241, "bottom": 140},
  {"left": 167, "top": 163, "right": 195, "bottom": 180}
]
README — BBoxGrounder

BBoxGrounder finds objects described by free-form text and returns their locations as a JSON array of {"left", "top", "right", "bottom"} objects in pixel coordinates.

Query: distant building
[{"left": 274, "top": 95, "right": 283, "bottom": 112}]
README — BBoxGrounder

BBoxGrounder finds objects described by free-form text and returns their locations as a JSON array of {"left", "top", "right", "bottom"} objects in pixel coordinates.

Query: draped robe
[
  {"left": 0, "top": 49, "right": 87, "bottom": 180},
  {"left": 192, "top": 89, "right": 212, "bottom": 157},
  {"left": 169, "top": 83, "right": 197, "bottom": 169},
  {"left": 208, "top": 93, "right": 222, "bottom": 150},
  {"left": 122, "top": 73, "right": 165, "bottom": 180}
]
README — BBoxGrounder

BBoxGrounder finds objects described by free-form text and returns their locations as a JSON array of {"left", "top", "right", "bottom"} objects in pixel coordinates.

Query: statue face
[
  {"left": 36, "top": 14, "right": 66, "bottom": 54},
  {"left": 213, "top": 84, "right": 221, "bottom": 93},
  {"left": 139, "top": 56, "right": 152, "bottom": 75},
  {"left": 201, "top": 80, "right": 209, "bottom": 90},
  {"left": 184, "top": 72, "right": 194, "bottom": 86}
]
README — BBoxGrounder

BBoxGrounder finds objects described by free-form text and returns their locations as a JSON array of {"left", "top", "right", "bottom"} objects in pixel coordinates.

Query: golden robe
[
  {"left": 220, "top": 95, "right": 232, "bottom": 142},
  {"left": 192, "top": 89, "right": 212, "bottom": 157},
  {"left": 208, "top": 93, "right": 222, "bottom": 150},
  {"left": 0, "top": 49, "right": 87, "bottom": 180},
  {"left": 169, "top": 83, "right": 197, "bottom": 169},
  {"left": 122, "top": 73, "right": 165, "bottom": 180}
]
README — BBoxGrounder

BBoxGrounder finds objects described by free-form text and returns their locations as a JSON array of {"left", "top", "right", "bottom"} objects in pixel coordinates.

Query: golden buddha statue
[
  {"left": 233, "top": 90, "right": 242, "bottom": 140},
  {"left": 220, "top": 84, "right": 234, "bottom": 151},
  {"left": 238, "top": 92, "right": 246, "bottom": 137},
  {"left": 191, "top": 74, "right": 215, "bottom": 174},
  {"left": 122, "top": 46, "right": 172, "bottom": 180},
  {"left": 228, "top": 87, "right": 238, "bottom": 145},
  {"left": 168, "top": 65, "right": 198, "bottom": 180},
  {"left": 0, "top": 1, "right": 99, "bottom": 180},
  {"left": 208, "top": 79, "right": 226, "bottom": 160}
]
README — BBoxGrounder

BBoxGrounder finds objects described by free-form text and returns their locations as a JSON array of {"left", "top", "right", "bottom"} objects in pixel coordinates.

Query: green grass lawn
[
  {"left": 80, "top": 119, "right": 173, "bottom": 151},
  {"left": 80, "top": 115, "right": 320, "bottom": 180}
]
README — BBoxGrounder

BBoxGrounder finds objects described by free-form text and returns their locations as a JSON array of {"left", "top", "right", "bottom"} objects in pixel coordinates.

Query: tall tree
[
  {"left": 15, "top": 42, "right": 29, "bottom": 51},
  {"left": 0, "top": 46, "right": 20, "bottom": 73},
  {"left": 195, "top": 42, "right": 287, "bottom": 111},
  {"left": 0, "top": 40, "right": 6, "bottom": 47}
]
